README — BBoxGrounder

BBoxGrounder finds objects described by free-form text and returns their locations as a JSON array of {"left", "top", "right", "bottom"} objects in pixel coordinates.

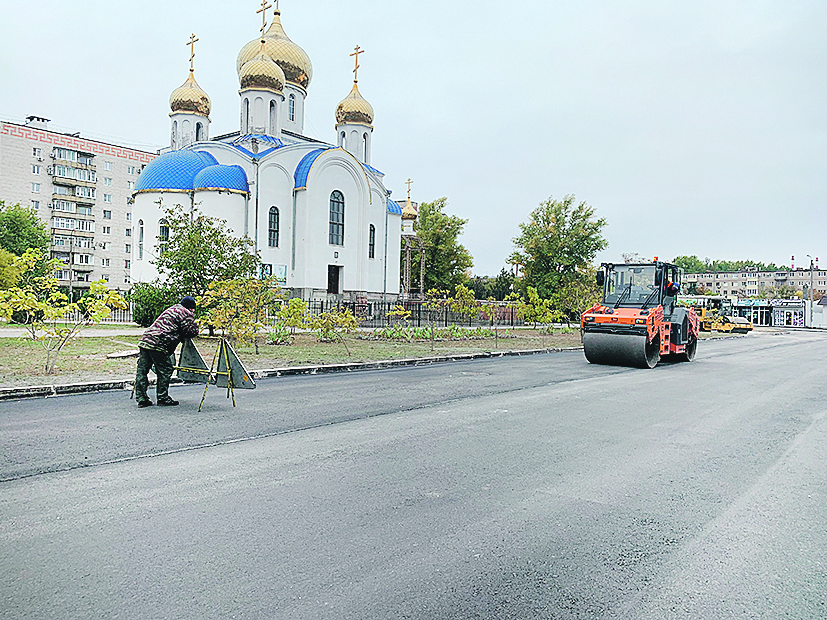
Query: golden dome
[
  {"left": 401, "top": 198, "right": 418, "bottom": 221},
  {"left": 239, "top": 41, "right": 285, "bottom": 92},
  {"left": 169, "top": 70, "right": 211, "bottom": 117},
  {"left": 236, "top": 10, "right": 312, "bottom": 90},
  {"left": 336, "top": 83, "right": 374, "bottom": 126}
]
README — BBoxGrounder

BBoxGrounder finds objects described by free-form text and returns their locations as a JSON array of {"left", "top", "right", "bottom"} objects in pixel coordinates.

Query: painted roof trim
[
  {"left": 229, "top": 134, "right": 285, "bottom": 159},
  {"left": 362, "top": 163, "right": 384, "bottom": 176},
  {"left": 293, "top": 147, "right": 333, "bottom": 189}
]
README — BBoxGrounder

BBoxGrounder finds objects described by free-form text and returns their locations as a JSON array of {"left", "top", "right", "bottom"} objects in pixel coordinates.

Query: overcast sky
[{"left": 1, "top": 0, "right": 824, "bottom": 274}]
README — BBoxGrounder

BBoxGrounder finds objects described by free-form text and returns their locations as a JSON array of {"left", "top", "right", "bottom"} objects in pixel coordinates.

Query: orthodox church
[{"left": 132, "top": 2, "right": 413, "bottom": 301}]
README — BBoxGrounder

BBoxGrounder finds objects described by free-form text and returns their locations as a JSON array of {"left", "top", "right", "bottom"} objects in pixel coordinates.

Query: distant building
[
  {"left": 0, "top": 116, "right": 156, "bottom": 294},
  {"left": 683, "top": 267, "right": 826, "bottom": 298}
]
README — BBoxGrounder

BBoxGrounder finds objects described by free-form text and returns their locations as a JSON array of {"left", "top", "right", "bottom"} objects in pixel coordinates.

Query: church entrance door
[{"left": 327, "top": 265, "right": 342, "bottom": 294}]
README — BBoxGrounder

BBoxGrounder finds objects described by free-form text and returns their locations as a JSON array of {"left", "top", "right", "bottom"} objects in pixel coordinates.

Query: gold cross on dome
[
  {"left": 257, "top": 0, "right": 272, "bottom": 35},
  {"left": 350, "top": 45, "right": 364, "bottom": 82},
  {"left": 406, "top": 178, "right": 413, "bottom": 200},
  {"left": 187, "top": 33, "right": 199, "bottom": 71}
]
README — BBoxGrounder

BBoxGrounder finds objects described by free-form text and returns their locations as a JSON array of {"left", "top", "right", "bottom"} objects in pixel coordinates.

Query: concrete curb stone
[{"left": 0, "top": 346, "right": 584, "bottom": 402}]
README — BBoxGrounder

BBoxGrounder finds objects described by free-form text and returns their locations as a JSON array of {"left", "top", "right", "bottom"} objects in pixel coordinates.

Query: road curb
[{"left": 0, "top": 346, "right": 584, "bottom": 402}]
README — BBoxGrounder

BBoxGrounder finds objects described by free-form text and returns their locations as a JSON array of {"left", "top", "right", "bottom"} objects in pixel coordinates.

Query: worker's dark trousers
[{"left": 135, "top": 347, "right": 175, "bottom": 403}]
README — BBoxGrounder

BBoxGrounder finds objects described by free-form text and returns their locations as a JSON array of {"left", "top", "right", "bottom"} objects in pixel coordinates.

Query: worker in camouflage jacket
[{"left": 134, "top": 297, "right": 199, "bottom": 407}]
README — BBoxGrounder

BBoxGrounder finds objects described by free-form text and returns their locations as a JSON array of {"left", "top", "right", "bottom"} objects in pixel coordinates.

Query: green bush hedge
[{"left": 129, "top": 281, "right": 180, "bottom": 327}]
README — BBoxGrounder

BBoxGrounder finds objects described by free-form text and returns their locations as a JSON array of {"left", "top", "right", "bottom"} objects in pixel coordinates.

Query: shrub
[
  {"left": 130, "top": 281, "right": 180, "bottom": 327},
  {"left": 267, "top": 325, "right": 292, "bottom": 345}
]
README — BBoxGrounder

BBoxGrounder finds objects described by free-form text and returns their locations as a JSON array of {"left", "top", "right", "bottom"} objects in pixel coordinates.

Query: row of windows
[
  {"left": 102, "top": 177, "right": 136, "bottom": 189},
  {"left": 53, "top": 148, "right": 94, "bottom": 166},
  {"left": 690, "top": 271, "right": 826, "bottom": 279},
  {"left": 33, "top": 147, "right": 139, "bottom": 175},
  {"left": 53, "top": 164, "right": 97, "bottom": 183},
  {"left": 34, "top": 165, "right": 135, "bottom": 191},
  {"left": 134, "top": 219, "right": 169, "bottom": 260},
  {"left": 266, "top": 191, "right": 375, "bottom": 258},
  {"left": 54, "top": 270, "right": 129, "bottom": 284}
]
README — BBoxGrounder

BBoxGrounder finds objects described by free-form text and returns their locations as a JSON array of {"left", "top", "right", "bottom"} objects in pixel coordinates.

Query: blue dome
[
  {"left": 194, "top": 165, "right": 249, "bottom": 193},
  {"left": 134, "top": 150, "right": 219, "bottom": 192}
]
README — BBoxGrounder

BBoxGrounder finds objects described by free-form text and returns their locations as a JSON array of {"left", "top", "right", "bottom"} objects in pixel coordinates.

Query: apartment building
[
  {"left": 684, "top": 266, "right": 826, "bottom": 298},
  {"left": 0, "top": 116, "right": 157, "bottom": 295}
]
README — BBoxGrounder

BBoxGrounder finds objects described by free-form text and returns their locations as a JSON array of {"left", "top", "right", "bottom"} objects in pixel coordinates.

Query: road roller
[{"left": 581, "top": 260, "right": 700, "bottom": 368}]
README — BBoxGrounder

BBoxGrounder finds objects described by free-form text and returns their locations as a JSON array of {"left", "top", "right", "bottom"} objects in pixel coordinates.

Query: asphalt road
[{"left": 1, "top": 330, "right": 826, "bottom": 619}]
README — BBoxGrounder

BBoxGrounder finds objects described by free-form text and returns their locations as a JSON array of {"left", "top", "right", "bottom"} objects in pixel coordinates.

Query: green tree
[
  {"left": 129, "top": 281, "right": 181, "bottom": 327},
  {"left": 479, "top": 291, "right": 521, "bottom": 348},
  {"left": 0, "top": 248, "right": 22, "bottom": 289},
  {"left": 549, "top": 266, "right": 602, "bottom": 324},
  {"left": 410, "top": 197, "right": 473, "bottom": 292},
  {"left": 307, "top": 307, "right": 359, "bottom": 356},
  {"left": 272, "top": 297, "right": 310, "bottom": 342},
  {"left": 672, "top": 255, "right": 708, "bottom": 273},
  {"left": 675, "top": 256, "right": 789, "bottom": 273},
  {"left": 197, "top": 276, "right": 285, "bottom": 353},
  {"left": 0, "top": 201, "right": 50, "bottom": 256},
  {"left": 511, "top": 195, "right": 607, "bottom": 299},
  {"left": 154, "top": 204, "right": 260, "bottom": 300},
  {"left": 470, "top": 268, "right": 516, "bottom": 301},
  {"left": 0, "top": 249, "right": 127, "bottom": 373}
]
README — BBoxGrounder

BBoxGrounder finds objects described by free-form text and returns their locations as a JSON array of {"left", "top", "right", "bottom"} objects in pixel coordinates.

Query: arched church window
[
  {"left": 171, "top": 121, "right": 177, "bottom": 147},
  {"left": 340, "top": 132, "right": 346, "bottom": 148},
  {"left": 368, "top": 224, "right": 375, "bottom": 259},
  {"left": 269, "top": 101, "right": 277, "bottom": 134},
  {"left": 289, "top": 94, "right": 296, "bottom": 122},
  {"left": 243, "top": 98, "right": 250, "bottom": 134},
  {"left": 158, "top": 218, "right": 169, "bottom": 256},
  {"left": 196, "top": 122, "right": 204, "bottom": 142},
  {"left": 363, "top": 133, "right": 368, "bottom": 161},
  {"left": 268, "top": 207, "right": 279, "bottom": 247},
  {"left": 138, "top": 219, "right": 144, "bottom": 260},
  {"left": 329, "top": 191, "right": 344, "bottom": 246}
]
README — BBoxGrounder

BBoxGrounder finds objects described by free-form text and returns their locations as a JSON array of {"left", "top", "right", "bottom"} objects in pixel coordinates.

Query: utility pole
[
  {"left": 807, "top": 254, "right": 814, "bottom": 327},
  {"left": 68, "top": 234, "right": 74, "bottom": 302}
]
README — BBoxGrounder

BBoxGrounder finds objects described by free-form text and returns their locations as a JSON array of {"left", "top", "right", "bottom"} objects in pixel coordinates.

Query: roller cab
[{"left": 582, "top": 261, "right": 699, "bottom": 368}]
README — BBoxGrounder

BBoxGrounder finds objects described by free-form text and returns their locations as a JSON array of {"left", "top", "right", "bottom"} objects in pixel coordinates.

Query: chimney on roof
[{"left": 25, "top": 115, "right": 50, "bottom": 130}]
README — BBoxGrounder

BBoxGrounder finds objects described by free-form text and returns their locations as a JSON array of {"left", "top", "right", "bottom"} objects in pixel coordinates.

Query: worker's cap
[{"left": 180, "top": 296, "right": 196, "bottom": 310}]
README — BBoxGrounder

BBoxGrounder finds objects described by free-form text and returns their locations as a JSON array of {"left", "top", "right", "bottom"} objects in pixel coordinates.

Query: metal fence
[
  {"left": 59, "top": 305, "right": 136, "bottom": 324},
  {"left": 56, "top": 300, "right": 527, "bottom": 329},
  {"left": 297, "top": 299, "right": 525, "bottom": 329}
]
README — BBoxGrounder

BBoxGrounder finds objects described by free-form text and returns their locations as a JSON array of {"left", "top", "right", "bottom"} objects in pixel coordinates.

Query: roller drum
[{"left": 583, "top": 331, "right": 660, "bottom": 369}]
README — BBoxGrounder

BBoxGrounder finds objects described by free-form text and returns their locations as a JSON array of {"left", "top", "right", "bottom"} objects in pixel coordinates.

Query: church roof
[
  {"left": 335, "top": 83, "right": 374, "bottom": 127},
  {"left": 194, "top": 165, "right": 249, "bottom": 194},
  {"left": 237, "top": 7, "right": 312, "bottom": 89},
  {"left": 134, "top": 150, "right": 249, "bottom": 195},
  {"left": 230, "top": 134, "right": 284, "bottom": 158},
  {"left": 293, "top": 147, "right": 330, "bottom": 190},
  {"left": 170, "top": 70, "right": 211, "bottom": 117},
  {"left": 294, "top": 147, "right": 399, "bottom": 214},
  {"left": 135, "top": 150, "right": 219, "bottom": 193}
]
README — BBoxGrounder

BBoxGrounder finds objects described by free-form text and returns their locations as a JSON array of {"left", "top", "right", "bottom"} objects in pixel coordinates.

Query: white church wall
[
  {"left": 281, "top": 85, "right": 305, "bottom": 135},
  {"left": 256, "top": 162, "right": 294, "bottom": 285},
  {"left": 196, "top": 191, "right": 247, "bottom": 245},
  {"left": 131, "top": 191, "right": 183, "bottom": 283},
  {"left": 296, "top": 154, "right": 367, "bottom": 297}
]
